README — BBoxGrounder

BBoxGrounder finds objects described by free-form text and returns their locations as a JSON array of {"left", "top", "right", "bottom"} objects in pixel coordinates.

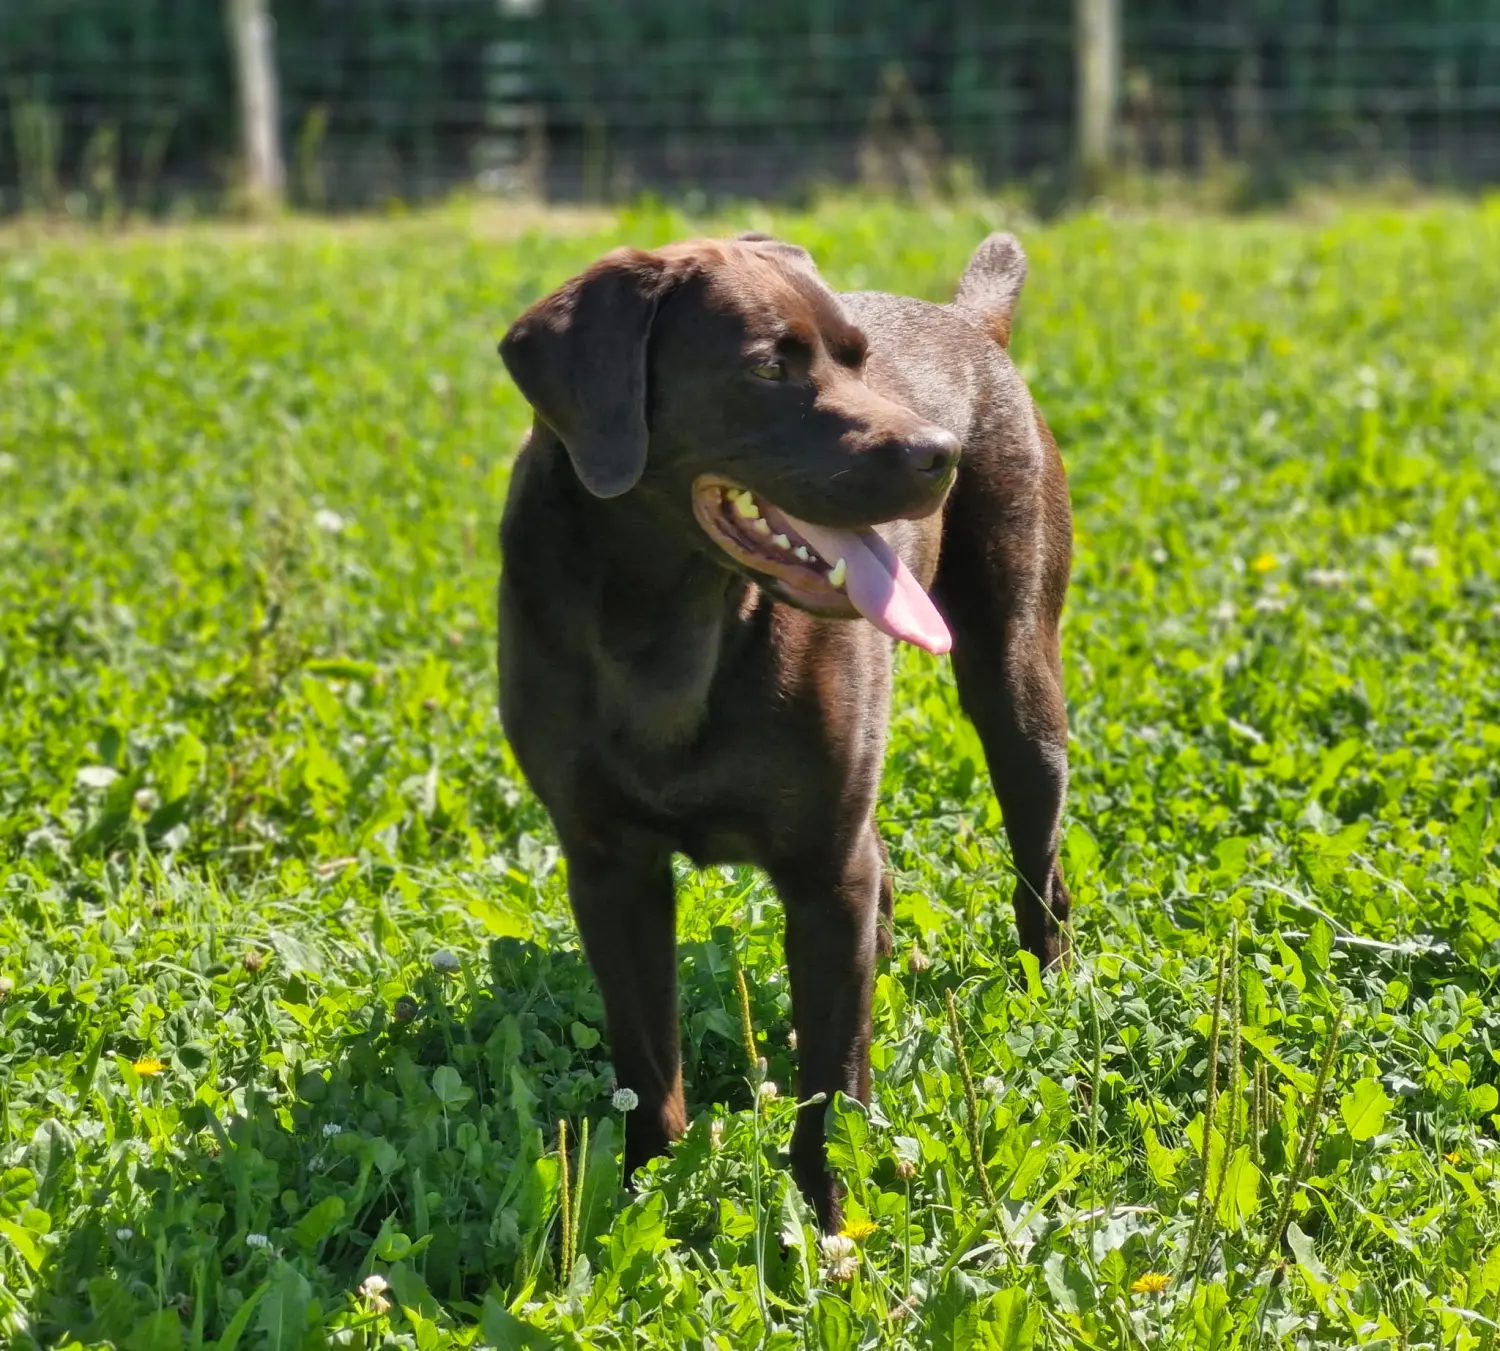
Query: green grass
[{"left": 2, "top": 195, "right": 1498, "bottom": 1350}]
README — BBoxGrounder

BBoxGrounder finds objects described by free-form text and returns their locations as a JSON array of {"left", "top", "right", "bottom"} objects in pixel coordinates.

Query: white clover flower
[
  {"left": 1306, "top": 568, "right": 1348, "bottom": 590},
  {"left": 245, "top": 1233, "right": 272, "bottom": 1249},
  {"left": 982, "top": 1076, "right": 1005, "bottom": 1096},
  {"left": 1253, "top": 595, "right": 1288, "bottom": 614},
  {"left": 430, "top": 950, "right": 460, "bottom": 973},
  {"left": 1409, "top": 545, "right": 1440, "bottom": 569},
  {"left": 321, "top": 1122, "right": 344, "bottom": 1137},
  {"left": 709, "top": 1119, "right": 724, "bottom": 1150},
  {"left": 819, "top": 1233, "right": 859, "bottom": 1282},
  {"left": 611, "top": 1087, "right": 639, "bottom": 1112},
  {"left": 757, "top": 1081, "right": 779, "bottom": 1101},
  {"left": 1212, "top": 600, "right": 1237, "bottom": 624},
  {"left": 115, "top": 1227, "right": 134, "bottom": 1241},
  {"left": 314, "top": 508, "right": 347, "bottom": 534},
  {"left": 358, "top": 1272, "right": 391, "bottom": 1314}
]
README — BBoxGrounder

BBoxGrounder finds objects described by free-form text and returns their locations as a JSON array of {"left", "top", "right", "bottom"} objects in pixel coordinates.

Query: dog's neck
[{"left": 548, "top": 448, "right": 745, "bottom": 750}]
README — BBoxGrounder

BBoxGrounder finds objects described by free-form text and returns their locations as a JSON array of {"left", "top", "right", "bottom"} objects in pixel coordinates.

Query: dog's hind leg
[
  {"left": 874, "top": 829, "right": 895, "bottom": 959},
  {"left": 770, "top": 824, "right": 885, "bottom": 1231},
  {"left": 932, "top": 417, "right": 1074, "bottom": 969},
  {"left": 564, "top": 842, "right": 686, "bottom": 1181}
]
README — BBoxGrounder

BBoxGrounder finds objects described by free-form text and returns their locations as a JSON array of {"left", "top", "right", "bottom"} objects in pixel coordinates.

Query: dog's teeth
[
  {"left": 771, "top": 533, "right": 791, "bottom": 550},
  {"left": 732, "top": 491, "right": 761, "bottom": 520},
  {"left": 753, "top": 518, "right": 772, "bottom": 535},
  {"left": 794, "top": 546, "right": 811, "bottom": 562},
  {"left": 827, "top": 557, "right": 847, "bottom": 588}
]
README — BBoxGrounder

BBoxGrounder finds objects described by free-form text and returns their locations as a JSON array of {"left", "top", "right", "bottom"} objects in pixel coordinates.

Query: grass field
[{"left": 2, "top": 196, "right": 1499, "bottom": 1350}]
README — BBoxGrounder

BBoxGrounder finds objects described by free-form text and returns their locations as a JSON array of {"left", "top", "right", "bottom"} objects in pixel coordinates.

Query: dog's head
[{"left": 497, "top": 234, "right": 960, "bottom": 650}]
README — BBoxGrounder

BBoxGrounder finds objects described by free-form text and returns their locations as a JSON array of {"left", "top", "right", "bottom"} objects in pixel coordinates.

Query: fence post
[
  {"left": 1076, "top": 0, "right": 1121, "bottom": 184},
  {"left": 227, "top": 0, "right": 285, "bottom": 213}
]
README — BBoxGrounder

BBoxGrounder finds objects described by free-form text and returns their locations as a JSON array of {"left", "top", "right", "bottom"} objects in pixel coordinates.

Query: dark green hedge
[{"left": 2, "top": 0, "right": 1498, "bottom": 211}]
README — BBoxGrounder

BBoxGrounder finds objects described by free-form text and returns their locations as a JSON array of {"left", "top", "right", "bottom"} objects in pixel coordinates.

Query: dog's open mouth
[{"left": 691, "top": 476, "right": 952, "bottom": 654}]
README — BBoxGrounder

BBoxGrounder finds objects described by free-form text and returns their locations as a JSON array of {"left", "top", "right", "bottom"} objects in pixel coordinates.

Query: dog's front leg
[
  {"left": 564, "top": 843, "right": 685, "bottom": 1182},
  {"left": 772, "top": 826, "right": 884, "bottom": 1231}
]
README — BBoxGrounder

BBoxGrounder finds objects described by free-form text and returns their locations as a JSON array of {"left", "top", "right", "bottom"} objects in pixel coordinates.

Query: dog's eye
[{"left": 750, "top": 360, "right": 786, "bottom": 382}]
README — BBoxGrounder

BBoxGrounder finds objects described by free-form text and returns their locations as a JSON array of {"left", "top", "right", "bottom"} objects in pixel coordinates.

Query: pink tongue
[{"left": 780, "top": 514, "right": 953, "bottom": 655}]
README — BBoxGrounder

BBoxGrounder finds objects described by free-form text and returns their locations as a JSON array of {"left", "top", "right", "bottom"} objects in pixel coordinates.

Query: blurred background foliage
[{"left": 3, "top": 0, "right": 1500, "bottom": 214}]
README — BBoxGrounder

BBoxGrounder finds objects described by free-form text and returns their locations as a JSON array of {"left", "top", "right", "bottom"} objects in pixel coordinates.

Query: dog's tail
[{"left": 952, "top": 232, "right": 1027, "bottom": 349}]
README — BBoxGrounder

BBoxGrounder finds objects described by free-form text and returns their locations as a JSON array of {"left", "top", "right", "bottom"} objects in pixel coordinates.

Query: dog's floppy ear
[
  {"left": 498, "top": 248, "right": 675, "bottom": 498},
  {"left": 735, "top": 231, "right": 818, "bottom": 274},
  {"left": 954, "top": 232, "right": 1027, "bottom": 348}
]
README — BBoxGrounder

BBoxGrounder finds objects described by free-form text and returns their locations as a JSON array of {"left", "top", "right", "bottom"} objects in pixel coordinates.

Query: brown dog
[{"left": 495, "top": 231, "right": 1072, "bottom": 1229}]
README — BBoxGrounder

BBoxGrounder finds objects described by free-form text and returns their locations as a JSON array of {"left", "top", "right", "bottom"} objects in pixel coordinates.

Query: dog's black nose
[{"left": 903, "top": 427, "right": 960, "bottom": 482}]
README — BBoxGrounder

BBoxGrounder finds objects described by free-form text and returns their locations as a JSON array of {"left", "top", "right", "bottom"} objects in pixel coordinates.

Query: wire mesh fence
[{"left": 4, "top": 0, "right": 1500, "bottom": 217}]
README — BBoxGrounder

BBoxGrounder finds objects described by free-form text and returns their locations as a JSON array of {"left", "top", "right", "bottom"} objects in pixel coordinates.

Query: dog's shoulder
[{"left": 838, "top": 290, "right": 1016, "bottom": 437}]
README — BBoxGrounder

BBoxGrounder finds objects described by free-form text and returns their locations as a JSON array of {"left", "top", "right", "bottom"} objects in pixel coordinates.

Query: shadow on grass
[{"left": 32, "top": 930, "right": 794, "bottom": 1348}]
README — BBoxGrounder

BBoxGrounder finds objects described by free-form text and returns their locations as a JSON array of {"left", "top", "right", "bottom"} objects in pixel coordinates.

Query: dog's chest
[{"left": 582, "top": 617, "right": 885, "bottom": 866}]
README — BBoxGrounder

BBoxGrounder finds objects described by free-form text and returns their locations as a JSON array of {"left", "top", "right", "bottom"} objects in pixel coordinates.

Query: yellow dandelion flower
[
  {"left": 1251, "top": 553, "right": 1279, "bottom": 574},
  {"left": 840, "top": 1219, "right": 878, "bottom": 1242},
  {"left": 1132, "top": 1272, "right": 1171, "bottom": 1296},
  {"left": 132, "top": 1056, "right": 166, "bottom": 1077},
  {"left": 1445, "top": 1150, "right": 1463, "bottom": 1165}
]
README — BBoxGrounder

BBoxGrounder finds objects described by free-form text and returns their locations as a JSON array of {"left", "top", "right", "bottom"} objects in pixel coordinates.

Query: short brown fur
[{"left": 495, "top": 231, "right": 1073, "bottom": 1230}]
